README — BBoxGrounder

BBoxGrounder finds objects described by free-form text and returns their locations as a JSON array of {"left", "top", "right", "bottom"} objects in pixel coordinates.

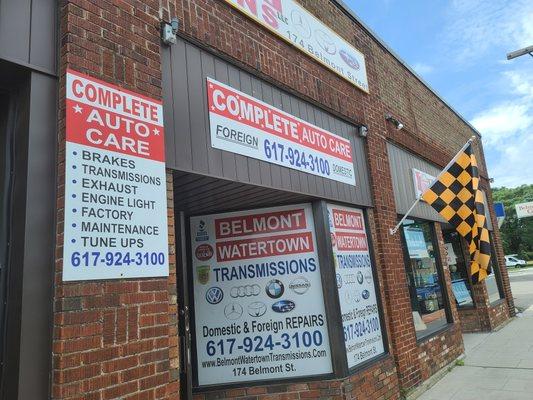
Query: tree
[{"left": 492, "top": 184, "right": 533, "bottom": 259}]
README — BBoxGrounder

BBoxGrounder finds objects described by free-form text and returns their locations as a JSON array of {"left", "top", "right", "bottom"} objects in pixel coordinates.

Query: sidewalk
[{"left": 419, "top": 269, "right": 533, "bottom": 400}]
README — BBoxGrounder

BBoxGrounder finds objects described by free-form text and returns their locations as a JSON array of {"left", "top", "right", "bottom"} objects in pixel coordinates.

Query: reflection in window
[
  {"left": 443, "top": 230, "right": 474, "bottom": 308},
  {"left": 401, "top": 219, "right": 448, "bottom": 338}
]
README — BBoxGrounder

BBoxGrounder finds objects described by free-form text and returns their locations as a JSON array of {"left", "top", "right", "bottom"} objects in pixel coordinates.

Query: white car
[{"left": 505, "top": 255, "right": 526, "bottom": 268}]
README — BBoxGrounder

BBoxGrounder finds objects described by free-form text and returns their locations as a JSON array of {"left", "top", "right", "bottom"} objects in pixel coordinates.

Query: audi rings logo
[
  {"left": 224, "top": 302, "right": 243, "bottom": 320},
  {"left": 230, "top": 284, "right": 260, "bottom": 298},
  {"left": 344, "top": 274, "right": 357, "bottom": 285},
  {"left": 205, "top": 287, "right": 223, "bottom": 304}
]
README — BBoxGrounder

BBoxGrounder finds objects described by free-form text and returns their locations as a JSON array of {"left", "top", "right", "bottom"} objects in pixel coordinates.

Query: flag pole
[{"left": 389, "top": 135, "right": 477, "bottom": 235}]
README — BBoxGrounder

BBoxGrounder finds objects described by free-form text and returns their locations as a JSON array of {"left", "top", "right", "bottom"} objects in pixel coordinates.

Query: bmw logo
[
  {"left": 265, "top": 279, "right": 284, "bottom": 299},
  {"left": 357, "top": 271, "right": 364, "bottom": 284},
  {"left": 272, "top": 300, "right": 295, "bottom": 313},
  {"left": 205, "top": 287, "right": 224, "bottom": 304}
]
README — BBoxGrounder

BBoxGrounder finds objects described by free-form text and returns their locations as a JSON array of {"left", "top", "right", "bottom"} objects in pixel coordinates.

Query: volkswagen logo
[
  {"left": 205, "top": 287, "right": 223, "bottom": 304},
  {"left": 265, "top": 279, "right": 284, "bottom": 299},
  {"left": 247, "top": 302, "right": 267, "bottom": 317},
  {"left": 272, "top": 300, "right": 295, "bottom": 313},
  {"left": 230, "top": 284, "right": 261, "bottom": 298},
  {"left": 224, "top": 302, "right": 243, "bottom": 320}
]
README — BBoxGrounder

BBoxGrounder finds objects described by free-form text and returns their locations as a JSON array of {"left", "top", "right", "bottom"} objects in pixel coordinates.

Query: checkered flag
[{"left": 421, "top": 142, "right": 491, "bottom": 284}]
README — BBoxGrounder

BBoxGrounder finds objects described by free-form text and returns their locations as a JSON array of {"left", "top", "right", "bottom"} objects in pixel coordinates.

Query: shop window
[
  {"left": 487, "top": 233, "right": 504, "bottom": 303},
  {"left": 400, "top": 219, "right": 450, "bottom": 339},
  {"left": 443, "top": 230, "right": 474, "bottom": 308}
]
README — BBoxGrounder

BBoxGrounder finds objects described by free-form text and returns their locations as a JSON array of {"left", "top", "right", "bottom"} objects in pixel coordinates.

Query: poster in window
[
  {"left": 327, "top": 204, "right": 385, "bottom": 368},
  {"left": 190, "top": 204, "right": 333, "bottom": 386}
]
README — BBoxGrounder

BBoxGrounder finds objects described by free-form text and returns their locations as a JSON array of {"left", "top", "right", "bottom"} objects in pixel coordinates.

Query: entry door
[{"left": 176, "top": 212, "right": 193, "bottom": 399}]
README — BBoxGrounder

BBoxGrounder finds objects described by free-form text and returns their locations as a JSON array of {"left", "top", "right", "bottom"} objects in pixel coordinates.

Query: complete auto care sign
[
  {"left": 207, "top": 78, "right": 356, "bottom": 186},
  {"left": 63, "top": 70, "right": 169, "bottom": 281},
  {"left": 190, "top": 204, "right": 332, "bottom": 386},
  {"left": 327, "top": 204, "right": 384, "bottom": 368}
]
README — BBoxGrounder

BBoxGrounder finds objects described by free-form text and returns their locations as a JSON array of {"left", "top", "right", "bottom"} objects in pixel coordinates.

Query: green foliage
[{"left": 492, "top": 185, "right": 533, "bottom": 259}]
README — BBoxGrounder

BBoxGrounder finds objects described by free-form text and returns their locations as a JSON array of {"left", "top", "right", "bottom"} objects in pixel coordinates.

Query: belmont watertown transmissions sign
[{"left": 63, "top": 70, "right": 169, "bottom": 281}]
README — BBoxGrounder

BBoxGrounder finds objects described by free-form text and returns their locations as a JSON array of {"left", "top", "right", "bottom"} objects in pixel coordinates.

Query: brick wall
[{"left": 54, "top": 1, "right": 178, "bottom": 399}]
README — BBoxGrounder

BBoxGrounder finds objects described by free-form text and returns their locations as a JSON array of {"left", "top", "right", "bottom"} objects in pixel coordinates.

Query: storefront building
[{"left": 0, "top": 1, "right": 514, "bottom": 399}]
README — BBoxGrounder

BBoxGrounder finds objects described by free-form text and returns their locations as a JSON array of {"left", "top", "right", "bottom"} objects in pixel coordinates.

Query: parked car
[{"left": 505, "top": 255, "right": 526, "bottom": 268}]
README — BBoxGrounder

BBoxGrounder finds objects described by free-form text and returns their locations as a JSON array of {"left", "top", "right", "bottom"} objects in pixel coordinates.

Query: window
[
  {"left": 443, "top": 230, "right": 474, "bottom": 308},
  {"left": 401, "top": 219, "right": 449, "bottom": 339}
]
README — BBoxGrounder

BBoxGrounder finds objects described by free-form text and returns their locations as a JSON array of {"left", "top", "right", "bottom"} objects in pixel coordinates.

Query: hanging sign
[
  {"left": 412, "top": 168, "right": 436, "bottom": 199},
  {"left": 63, "top": 70, "right": 169, "bottom": 281},
  {"left": 207, "top": 78, "right": 356, "bottom": 185},
  {"left": 190, "top": 204, "right": 332, "bottom": 386},
  {"left": 223, "top": 0, "right": 368, "bottom": 92},
  {"left": 327, "top": 204, "right": 384, "bottom": 369},
  {"left": 516, "top": 201, "right": 533, "bottom": 219}
]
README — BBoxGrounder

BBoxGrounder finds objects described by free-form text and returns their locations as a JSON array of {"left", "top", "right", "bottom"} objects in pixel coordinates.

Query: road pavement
[{"left": 418, "top": 268, "right": 533, "bottom": 400}]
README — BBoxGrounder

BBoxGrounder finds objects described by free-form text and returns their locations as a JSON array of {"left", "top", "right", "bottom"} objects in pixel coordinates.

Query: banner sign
[
  {"left": 223, "top": 0, "right": 368, "bottom": 92},
  {"left": 327, "top": 204, "right": 384, "bottom": 369},
  {"left": 412, "top": 168, "right": 436, "bottom": 199},
  {"left": 494, "top": 202, "right": 505, "bottom": 228},
  {"left": 190, "top": 204, "right": 332, "bottom": 386},
  {"left": 63, "top": 70, "right": 169, "bottom": 281},
  {"left": 516, "top": 201, "right": 533, "bottom": 219},
  {"left": 451, "top": 279, "right": 473, "bottom": 305},
  {"left": 207, "top": 78, "right": 356, "bottom": 186}
]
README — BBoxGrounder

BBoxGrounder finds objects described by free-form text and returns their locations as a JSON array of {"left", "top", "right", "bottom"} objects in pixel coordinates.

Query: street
[{"left": 419, "top": 268, "right": 533, "bottom": 400}]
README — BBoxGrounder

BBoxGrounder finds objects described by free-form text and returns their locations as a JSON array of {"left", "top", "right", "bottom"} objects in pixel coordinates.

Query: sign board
[
  {"left": 412, "top": 168, "right": 436, "bottom": 199},
  {"left": 404, "top": 227, "right": 429, "bottom": 259},
  {"left": 207, "top": 78, "right": 356, "bottom": 185},
  {"left": 223, "top": 0, "right": 368, "bottom": 92},
  {"left": 451, "top": 280, "right": 473, "bottom": 305},
  {"left": 494, "top": 202, "right": 506, "bottom": 228},
  {"left": 516, "top": 201, "right": 533, "bottom": 219},
  {"left": 63, "top": 70, "right": 169, "bottom": 281},
  {"left": 327, "top": 204, "right": 384, "bottom": 369},
  {"left": 190, "top": 204, "right": 333, "bottom": 386},
  {"left": 444, "top": 243, "right": 457, "bottom": 266}
]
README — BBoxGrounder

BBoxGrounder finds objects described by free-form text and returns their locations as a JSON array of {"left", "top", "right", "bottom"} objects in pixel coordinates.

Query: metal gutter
[{"left": 332, "top": 0, "right": 482, "bottom": 138}]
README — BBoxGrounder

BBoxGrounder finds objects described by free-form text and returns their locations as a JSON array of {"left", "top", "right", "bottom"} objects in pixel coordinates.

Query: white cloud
[
  {"left": 412, "top": 62, "right": 434, "bottom": 75},
  {"left": 470, "top": 68, "right": 533, "bottom": 187},
  {"left": 444, "top": 0, "right": 533, "bottom": 65}
]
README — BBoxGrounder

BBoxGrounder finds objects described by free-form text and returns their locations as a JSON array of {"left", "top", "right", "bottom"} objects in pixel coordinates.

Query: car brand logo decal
[
  {"left": 362, "top": 289, "right": 370, "bottom": 300},
  {"left": 205, "top": 287, "right": 223, "bottom": 304},
  {"left": 195, "top": 244, "right": 213, "bottom": 261},
  {"left": 230, "top": 284, "right": 261, "bottom": 298},
  {"left": 224, "top": 302, "right": 243, "bottom": 320},
  {"left": 247, "top": 301, "right": 267, "bottom": 317},
  {"left": 365, "top": 271, "right": 373, "bottom": 284},
  {"left": 265, "top": 279, "right": 284, "bottom": 299},
  {"left": 272, "top": 300, "right": 295, "bottom": 313},
  {"left": 289, "top": 277, "right": 311, "bottom": 295},
  {"left": 357, "top": 271, "right": 364, "bottom": 284},
  {"left": 336, "top": 273, "right": 343, "bottom": 288},
  {"left": 196, "top": 265, "right": 210, "bottom": 285},
  {"left": 195, "top": 220, "right": 209, "bottom": 242},
  {"left": 340, "top": 49, "right": 360, "bottom": 70}
]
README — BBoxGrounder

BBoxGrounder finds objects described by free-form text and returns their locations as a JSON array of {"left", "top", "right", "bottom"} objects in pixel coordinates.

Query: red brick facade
[{"left": 51, "top": 0, "right": 514, "bottom": 399}]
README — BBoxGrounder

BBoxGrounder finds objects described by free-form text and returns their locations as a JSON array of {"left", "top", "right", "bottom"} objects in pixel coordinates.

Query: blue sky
[{"left": 345, "top": 0, "right": 533, "bottom": 188}]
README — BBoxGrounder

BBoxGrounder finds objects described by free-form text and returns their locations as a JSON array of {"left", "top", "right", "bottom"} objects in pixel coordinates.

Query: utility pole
[{"left": 507, "top": 45, "right": 533, "bottom": 60}]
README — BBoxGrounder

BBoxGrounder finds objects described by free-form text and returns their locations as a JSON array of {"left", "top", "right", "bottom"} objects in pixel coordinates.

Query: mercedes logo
[{"left": 224, "top": 302, "right": 243, "bottom": 320}]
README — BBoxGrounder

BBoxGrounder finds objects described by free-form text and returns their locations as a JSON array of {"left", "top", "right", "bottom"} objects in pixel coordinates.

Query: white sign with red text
[
  {"left": 63, "top": 70, "right": 169, "bottom": 281},
  {"left": 207, "top": 78, "right": 356, "bottom": 185},
  {"left": 190, "top": 204, "right": 332, "bottom": 386},
  {"left": 327, "top": 204, "right": 384, "bottom": 369},
  {"left": 516, "top": 201, "right": 533, "bottom": 219},
  {"left": 223, "top": 0, "right": 368, "bottom": 92},
  {"left": 412, "top": 168, "right": 436, "bottom": 199}
]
